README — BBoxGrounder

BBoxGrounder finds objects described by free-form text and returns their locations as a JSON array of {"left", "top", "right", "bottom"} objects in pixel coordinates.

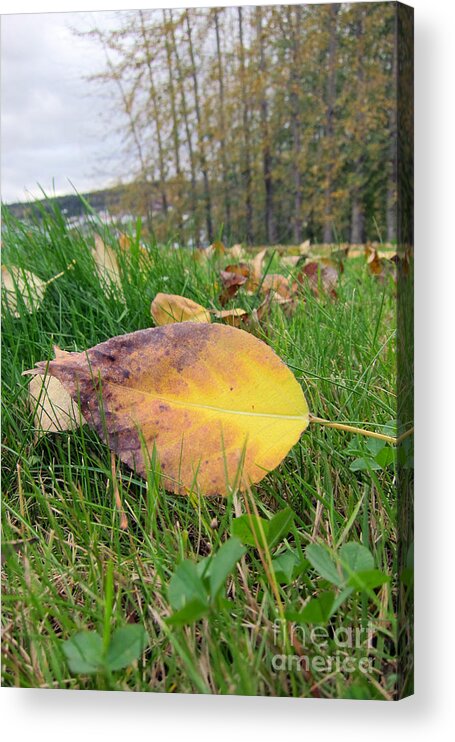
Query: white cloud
[{"left": 1, "top": 11, "right": 127, "bottom": 203}]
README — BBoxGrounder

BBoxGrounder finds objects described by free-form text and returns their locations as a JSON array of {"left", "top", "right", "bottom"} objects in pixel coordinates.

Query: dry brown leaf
[
  {"left": 212, "top": 308, "right": 248, "bottom": 327},
  {"left": 210, "top": 240, "right": 226, "bottom": 256},
  {"left": 28, "top": 373, "right": 86, "bottom": 433},
  {"left": 250, "top": 248, "right": 267, "bottom": 284},
  {"left": 366, "top": 248, "right": 385, "bottom": 276},
  {"left": 261, "top": 273, "right": 291, "bottom": 299},
  {"left": 294, "top": 261, "right": 339, "bottom": 298},
  {"left": 25, "top": 324, "right": 309, "bottom": 496},
  {"left": 280, "top": 255, "right": 301, "bottom": 268},
  {"left": 223, "top": 262, "right": 250, "bottom": 278},
  {"left": 228, "top": 244, "right": 245, "bottom": 260},
  {"left": 219, "top": 268, "right": 248, "bottom": 305},
  {"left": 151, "top": 293, "right": 211, "bottom": 325},
  {"left": 2, "top": 265, "right": 47, "bottom": 317}
]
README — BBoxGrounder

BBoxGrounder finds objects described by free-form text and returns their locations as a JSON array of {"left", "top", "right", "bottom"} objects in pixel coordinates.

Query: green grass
[{"left": 2, "top": 203, "right": 401, "bottom": 698}]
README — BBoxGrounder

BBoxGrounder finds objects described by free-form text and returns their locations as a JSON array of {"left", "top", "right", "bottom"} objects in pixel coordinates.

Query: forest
[{"left": 85, "top": 2, "right": 397, "bottom": 245}]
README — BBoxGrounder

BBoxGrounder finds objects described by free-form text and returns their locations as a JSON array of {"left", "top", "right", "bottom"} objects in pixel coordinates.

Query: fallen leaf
[
  {"left": 118, "top": 232, "right": 148, "bottom": 258},
  {"left": 93, "top": 234, "right": 122, "bottom": 290},
  {"left": 281, "top": 255, "right": 301, "bottom": 268},
  {"left": 293, "top": 261, "right": 339, "bottom": 298},
  {"left": 26, "top": 324, "right": 309, "bottom": 496},
  {"left": 212, "top": 308, "right": 248, "bottom": 327},
  {"left": 261, "top": 274, "right": 291, "bottom": 299},
  {"left": 377, "top": 249, "right": 398, "bottom": 261},
  {"left": 223, "top": 263, "right": 250, "bottom": 278},
  {"left": 193, "top": 246, "right": 213, "bottom": 263},
  {"left": 118, "top": 232, "right": 133, "bottom": 252},
  {"left": 228, "top": 244, "right": 245, "bottom": 260},
  {"left": 2, "top": 265, "right": 47, "bottom": 317},
  {"left": 256, "top": 291, "right": 274, "bottom": 321},
  {"left": 250, "top": 248, "right": 267, "bottom": 284},
  {"left": 346, "top": 247, "right": 365, "bottom": 259},
  {"left": 365, "top": 247, "right": 386, "bottom": 277},
  {"left": 151, "top": 293, "right": 211, "bottom": 325},
  {"left": 210, "top": 240, "right": 226, "bottom": 256},
  {"left": 28, "top": 373, "right": 86, "bottom": 433},
  {"left": 219, "top": 269, "right": 248, "bottom": 305}
]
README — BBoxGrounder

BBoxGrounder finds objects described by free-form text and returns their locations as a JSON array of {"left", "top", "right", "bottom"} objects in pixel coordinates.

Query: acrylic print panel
[{"left": 1, "top": 2, "right": 413, "bottom": 700}]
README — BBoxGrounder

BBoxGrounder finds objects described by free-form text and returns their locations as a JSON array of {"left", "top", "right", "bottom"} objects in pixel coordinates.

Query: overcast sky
[{"left": 1, "top": 11, "right": 126, "bottom": 203}]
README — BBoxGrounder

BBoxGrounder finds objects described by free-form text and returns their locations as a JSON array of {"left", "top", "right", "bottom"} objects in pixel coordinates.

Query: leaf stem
[{"left": 309, "top": 414, "right": 414, "bottom": 445}]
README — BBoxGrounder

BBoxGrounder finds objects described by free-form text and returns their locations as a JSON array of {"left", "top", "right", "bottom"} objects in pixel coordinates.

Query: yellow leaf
[
  {"left": 2, "top": 265, "right": 46, "bottom": 317},
  {"left": 28, "top": 373, "right": 86, "bottom": 433},
  {"left": 151, "top": 293, "right": 211, "bottom": 325},
  {"left": 29, "top": 324, "right": 309, "bottom": 496},
  {"left": 118, "top": 232, "right": 149, "bottom": 258}
]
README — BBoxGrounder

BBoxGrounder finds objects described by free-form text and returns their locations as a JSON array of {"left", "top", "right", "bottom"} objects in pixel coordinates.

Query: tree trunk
[
  {"left": 214, "top": 9, "right": 231, "bottom": 239},
  {"left": 256, "top": 7, "right": 275, "bottom": 244},
  {"left": 323, "top": 4, "right": 340, "bottom": 244},
  {"left": 386, "top": 11, "right": 398, "bottom": 243},
  {"left": 185, "top": 10, "right": 213, "bottom": 243},
  {"left": 168, "top": 10, "right": 199, "bottom": 242},
  {"left": 98, "top": 29, "right": 154, "bottom": 233},
  {"left": 350, "top": 17, "right": 365, "bottom": 244},
  {"left": 138, "top": 11, "right": 168, "bottom": 217},
  {"left": 238, "top": 7, "right": 253, "bottom": 243},
  {"left": 350, "top": 193, "right": 365, "bottom": 244},
  {"left": 163, "top": 10, "right": 183, "bottom": 235},
  {"left": 288, "top": 6, "right": 303, "bottom": 244}
]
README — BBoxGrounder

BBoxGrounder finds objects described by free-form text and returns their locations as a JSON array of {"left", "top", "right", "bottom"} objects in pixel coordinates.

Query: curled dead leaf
[
  {"left": 2, "top": 265, "right": 47, "bottom": 318},
  {"left": 250, "top": 248, "right": 267, "bottom": 284},
  {"left": 151, "top": 293, "right": 211, "bottom": 324},
  {"left": 93, "top": 234, "right": 123, "bottom": 292},
  {"left": 219, "top": 268, "right": 248, "bottom": 305},
  {"left": 26, "top": 324, "right": 309, "bottom": 496},
  {"left": 28, "top": 373, "right": 86, "bottom": 433}
]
